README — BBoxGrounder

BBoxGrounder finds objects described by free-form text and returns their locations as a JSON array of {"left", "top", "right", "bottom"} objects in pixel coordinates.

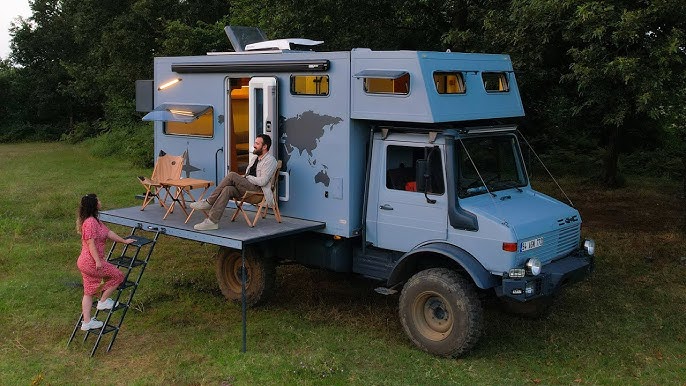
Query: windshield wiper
[{"left": 488, "top": 179, "right": 523, "bottom": 192}]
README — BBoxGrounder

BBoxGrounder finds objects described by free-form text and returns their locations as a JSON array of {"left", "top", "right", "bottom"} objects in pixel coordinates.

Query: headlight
[
  {"left": 583, "top": 239, "right": 596, "bottom": 256},
  {"left": 526, "top": 258, "right": 542, "bottom": 276}
]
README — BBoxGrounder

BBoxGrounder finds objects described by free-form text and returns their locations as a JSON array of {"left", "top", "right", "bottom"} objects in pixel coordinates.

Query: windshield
[{"left": 456, "top": 135, "right": 527, "bottom": 198}]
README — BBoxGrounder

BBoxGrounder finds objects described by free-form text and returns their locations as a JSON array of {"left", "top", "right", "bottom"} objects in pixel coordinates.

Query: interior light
[
  {"left": 169, "top": 109, "right": 194, "bottom": 117},
  {"left": 502, "top": 242, "right": 518, "bottom": 252},
  {"left": 158, "top": 78, "right": 182, "bottom": 90}
]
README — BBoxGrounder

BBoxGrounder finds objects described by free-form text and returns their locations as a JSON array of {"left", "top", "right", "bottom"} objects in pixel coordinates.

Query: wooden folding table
[{"left": 161, "top": 178, "right": 214, "bottom": 223}]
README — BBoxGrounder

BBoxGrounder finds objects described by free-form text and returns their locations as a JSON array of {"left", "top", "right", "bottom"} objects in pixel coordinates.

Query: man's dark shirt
[{"left": 247, "top": 157, "right": 259, "bottom": 177}]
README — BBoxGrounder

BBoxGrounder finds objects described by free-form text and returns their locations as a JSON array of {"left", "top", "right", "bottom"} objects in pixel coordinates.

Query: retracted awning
[
  {"left": 142, "top": 103, "right": 212, "bottom": 123},
  {"left": 353, "top": 70, "right": 408, "bottom": 79}
]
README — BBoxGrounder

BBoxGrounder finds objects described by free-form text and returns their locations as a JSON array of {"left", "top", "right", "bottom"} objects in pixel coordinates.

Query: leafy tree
[{"left": 562, "top": 0, "right": 685, "bottom": 185}]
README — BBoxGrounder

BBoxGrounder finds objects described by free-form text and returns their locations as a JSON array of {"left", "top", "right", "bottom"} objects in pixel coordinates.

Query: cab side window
[{"left": 386, "top": 145, "right": 444, "bottom": 194}]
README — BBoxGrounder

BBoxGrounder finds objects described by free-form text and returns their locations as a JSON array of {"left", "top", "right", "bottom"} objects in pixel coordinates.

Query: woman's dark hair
[{"left": 76, "top": 193, "right": 99, "bottom": 233}]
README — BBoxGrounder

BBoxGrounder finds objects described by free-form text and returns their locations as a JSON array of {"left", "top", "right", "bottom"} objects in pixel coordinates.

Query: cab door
[{"left": 374, "top": 142, "right": 448, "bottom": 252}]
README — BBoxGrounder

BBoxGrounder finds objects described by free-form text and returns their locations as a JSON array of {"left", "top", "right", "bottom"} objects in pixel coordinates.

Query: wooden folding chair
[
  {"left": 137, "top": 150, "right": 186, "bottom": 210},
  {"left": 230, "top": 160, "right": 282, "bottom": 227}
]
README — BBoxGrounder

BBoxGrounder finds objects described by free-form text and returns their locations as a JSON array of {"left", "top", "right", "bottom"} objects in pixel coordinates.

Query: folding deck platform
[
  {"left": 91, "top": 204, "right": 325, "bottom": 354},
  {"left": 99, "top": 205, "right": 326, "bottom": 248}
]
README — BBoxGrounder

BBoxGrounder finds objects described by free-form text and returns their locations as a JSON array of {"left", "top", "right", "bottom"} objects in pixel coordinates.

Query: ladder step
[
  {"left": 118, "top": 280, "right": 137, "bottom": 290},
  {"left": 127, "top": 235, "right": 153, "bottom": 247},
  {"left": 101, "top": 324, "right": 119, "bottom": 335},
  {"left": 110, "top": 256, "right": 146, "bottom": 268},
  {"left": 90, "top": 301, "right": 128, "bottom": 311}
]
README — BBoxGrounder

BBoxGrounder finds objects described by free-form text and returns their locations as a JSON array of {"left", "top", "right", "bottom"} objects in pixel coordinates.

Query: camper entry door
[{"left": 248, "top": 77, "right": 278, "bottom": 159}]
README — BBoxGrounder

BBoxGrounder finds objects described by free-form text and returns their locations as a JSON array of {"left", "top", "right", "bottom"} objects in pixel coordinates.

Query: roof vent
[{"left": 224, "top": 26, "right": 268, "bottom": 52}]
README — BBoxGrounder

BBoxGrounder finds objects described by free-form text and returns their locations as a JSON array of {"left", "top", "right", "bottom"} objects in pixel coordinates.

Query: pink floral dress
[{"left": 77, "top": 217, "right": 124, "bottom": 296}]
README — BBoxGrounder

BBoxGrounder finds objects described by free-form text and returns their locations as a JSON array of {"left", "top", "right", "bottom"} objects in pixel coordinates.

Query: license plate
[{"left": 521, "top": 237, "right": 543, "bottom": 252}]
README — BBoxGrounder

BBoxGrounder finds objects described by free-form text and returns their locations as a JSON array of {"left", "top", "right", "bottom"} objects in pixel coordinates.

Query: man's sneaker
[
  {"left": 81, "top": 318, "right": 104, "bottom": 331},
  {"left": 194, "top": 218, "right": 219, "bottom": 231},
  {"left": 190, "top": 199, "right": 212, "bottom": 210},
  {"left": 96, "top": 298, "right": 118, "bottom": 310}
]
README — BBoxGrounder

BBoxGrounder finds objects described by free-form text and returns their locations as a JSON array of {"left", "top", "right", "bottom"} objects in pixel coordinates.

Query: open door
[
  {"left": 248, "top": 76, "right": 289, "bottom": 202},
  {"left": 248, "top": 77, "right": 278, "bottom": 159}
]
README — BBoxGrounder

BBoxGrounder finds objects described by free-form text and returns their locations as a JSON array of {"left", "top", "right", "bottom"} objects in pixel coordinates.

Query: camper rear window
[
  {"left": 290, "top": 75, "right": 329, "bottom": 96},
  {"left": 482, "top": 72, "right": 509, "bottom": 92},
  {"left": 164, "top": 107, "right": 214, "bottom": 137},
  {"left": 433, "top": 72, "right": 466, "bottom": 94},
  {"left": 364, "top": 73, "right": 410, "bottom": 95}
]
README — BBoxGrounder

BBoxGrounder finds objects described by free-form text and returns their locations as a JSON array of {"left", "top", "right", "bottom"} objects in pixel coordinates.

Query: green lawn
[{"left": 1, "top": 142, "right": 685, "bottom": 385}]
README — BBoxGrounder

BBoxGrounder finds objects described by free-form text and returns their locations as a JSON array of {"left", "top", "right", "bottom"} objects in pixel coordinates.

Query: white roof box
[{"left": 245, "top": 38, "right": 324, "bottom": 51}]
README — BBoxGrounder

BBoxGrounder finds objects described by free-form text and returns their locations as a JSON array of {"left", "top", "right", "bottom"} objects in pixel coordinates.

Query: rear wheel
[
  {"left": 399, "top": 268, "right": 483, "bottom": 358},
  {"left": 215, "top": 246, "right": 275, "bottom": 307}
]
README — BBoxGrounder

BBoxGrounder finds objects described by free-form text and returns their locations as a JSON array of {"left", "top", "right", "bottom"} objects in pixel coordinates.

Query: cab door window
[{"left": 386, "top": 145, "right": 444, "bottom": 194}]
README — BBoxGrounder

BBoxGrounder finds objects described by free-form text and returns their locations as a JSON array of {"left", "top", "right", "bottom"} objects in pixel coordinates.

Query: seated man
[{"left": 191, "top": 134, "right": 277, "bottom": 230}]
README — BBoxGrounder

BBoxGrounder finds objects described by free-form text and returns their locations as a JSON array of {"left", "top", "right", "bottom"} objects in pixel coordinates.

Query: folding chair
[
  {"left": 137, "top": 150, "right": 186, "bottom": 210},
  {"left": 230, "top": 160, "right": 282, "bottom": 227}
]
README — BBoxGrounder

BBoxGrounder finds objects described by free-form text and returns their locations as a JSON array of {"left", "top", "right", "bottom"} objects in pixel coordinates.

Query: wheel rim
[
  {"left": 412, "top": 291, "right": 454, "bottom": 341},
  {"left": 221, "top": 253, "right": 251, "bottom": 293}
]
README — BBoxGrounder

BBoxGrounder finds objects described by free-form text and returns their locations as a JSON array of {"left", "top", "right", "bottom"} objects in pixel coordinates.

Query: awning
[
  {"left": 142, "top": 103, "right": 212, "bottom": 123},
  {"left": 353, "top": 70, "right": 408, "bottom": 79}
]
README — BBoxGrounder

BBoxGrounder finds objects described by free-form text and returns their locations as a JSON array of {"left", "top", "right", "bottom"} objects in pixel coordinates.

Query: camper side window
[
  {"left": 290, "top": 75, "right": 329, "bottom": 96},
  {"left": 434, "top": 72, "right": 466, "bottom": 94},
  {"left": 164, "top": 107, "right": 214, "bottom": 137},
  {"left": 364, "top": 73, "right": 410, "bottom": 95},
  {"left": 386, "top": 145, "right": 444, "bottom": 194},
  {"left": 482, "top": 72, "right": 510, "bottom": 92}
]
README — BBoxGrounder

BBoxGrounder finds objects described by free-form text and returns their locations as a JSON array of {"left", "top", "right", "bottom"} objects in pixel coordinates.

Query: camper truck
[{"left": 106, "top": 27, "right": 595, "bottom": 357}]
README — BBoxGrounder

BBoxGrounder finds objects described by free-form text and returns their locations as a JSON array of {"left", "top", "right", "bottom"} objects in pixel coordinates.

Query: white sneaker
[
  {"left": 96, "top": 298, "right": 118, "bottom": 310},
  {"left": 194, "top": 218, "right": 219, "bottom": 231},
  {"left": 190, "top": 199, "right": 212, "bottom": 210},
  {"left": 81, "top": 318, "right": 104, "bottom": 331}
]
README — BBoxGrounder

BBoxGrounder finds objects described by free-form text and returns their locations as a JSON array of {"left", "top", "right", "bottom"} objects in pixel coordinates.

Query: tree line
[{"left": 1, "top": 0, "right": 684, "bottom": 185}]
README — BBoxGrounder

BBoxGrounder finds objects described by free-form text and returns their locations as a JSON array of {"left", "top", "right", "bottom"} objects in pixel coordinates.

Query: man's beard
[{"left": 253, "top": 148, "right": 263, "bottom": 156}]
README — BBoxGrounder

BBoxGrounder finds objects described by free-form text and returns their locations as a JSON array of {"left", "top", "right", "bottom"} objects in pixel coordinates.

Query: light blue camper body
[{"left": 149, "top": 49, "right": 522, "bottom": 235}]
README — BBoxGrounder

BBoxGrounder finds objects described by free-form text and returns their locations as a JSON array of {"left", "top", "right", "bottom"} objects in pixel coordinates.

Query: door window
[{"left": 386, "top": 145, "right": 444, "bottom": 194}]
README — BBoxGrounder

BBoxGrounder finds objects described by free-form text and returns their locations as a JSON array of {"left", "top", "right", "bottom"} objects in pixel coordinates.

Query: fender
[{"left": 386, "top": 241, "right": 498, "bottom": 289}]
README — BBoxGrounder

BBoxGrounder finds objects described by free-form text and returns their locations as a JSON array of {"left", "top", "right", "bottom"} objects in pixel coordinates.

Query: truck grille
[{"left": 517, "top": 224, "right": 580, "bottom": 264}]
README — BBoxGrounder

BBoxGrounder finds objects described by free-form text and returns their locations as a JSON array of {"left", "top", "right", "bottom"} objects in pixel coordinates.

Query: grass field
[{"left": 1, "top": 142, "right": 685, "bottom": 385}]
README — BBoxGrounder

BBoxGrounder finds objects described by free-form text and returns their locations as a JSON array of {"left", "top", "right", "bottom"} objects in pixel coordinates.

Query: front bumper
[{"left": 495, "top": 249, "right": 594, "bottom": 302}]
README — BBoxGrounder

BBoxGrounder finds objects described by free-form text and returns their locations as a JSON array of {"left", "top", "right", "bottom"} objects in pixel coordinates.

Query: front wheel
[
  {"left": 399, "top": 268, "right": 483, "bottom": 358},
  {"left": 215, "top": 246, "right": 275, "bottom": 307}
]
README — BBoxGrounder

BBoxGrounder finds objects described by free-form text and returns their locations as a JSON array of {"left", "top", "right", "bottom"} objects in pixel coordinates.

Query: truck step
[
  {"left": 374, "top": 287, "right": 398, "bottom": 295},
  {"left": 353, "top": 247, "right": 399, "bottom": 280}
]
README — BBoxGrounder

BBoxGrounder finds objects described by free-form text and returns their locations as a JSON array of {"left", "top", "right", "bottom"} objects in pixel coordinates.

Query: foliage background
[{"left": 0, "top": 0, "right": 685, "bottom": 184}]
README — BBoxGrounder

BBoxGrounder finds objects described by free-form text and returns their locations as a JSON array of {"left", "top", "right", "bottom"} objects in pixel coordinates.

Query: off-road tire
[
  {"left": 215, "top": 246, "right": 276, "bottom": 307},
  {"left": 399, "top": 268, "right": 483, "bottom": 358}
]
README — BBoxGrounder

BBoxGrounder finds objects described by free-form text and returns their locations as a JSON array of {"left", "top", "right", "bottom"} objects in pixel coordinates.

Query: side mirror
[
  {"left": 415, "top": 159, "right": 427, "bottom": 192},
  {"left": 416, "top": 158, "right": 436, "bottom": 204}
]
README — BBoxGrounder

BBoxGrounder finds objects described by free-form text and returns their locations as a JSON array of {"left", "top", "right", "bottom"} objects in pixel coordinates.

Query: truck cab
[{"left": 360, "top": 126, "right": 593, "bottom": 357}]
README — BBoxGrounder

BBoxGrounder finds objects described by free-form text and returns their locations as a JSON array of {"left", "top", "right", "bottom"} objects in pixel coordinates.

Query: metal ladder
[{"left": 67, "top": 226, "right": 161, "bottom": 356}]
